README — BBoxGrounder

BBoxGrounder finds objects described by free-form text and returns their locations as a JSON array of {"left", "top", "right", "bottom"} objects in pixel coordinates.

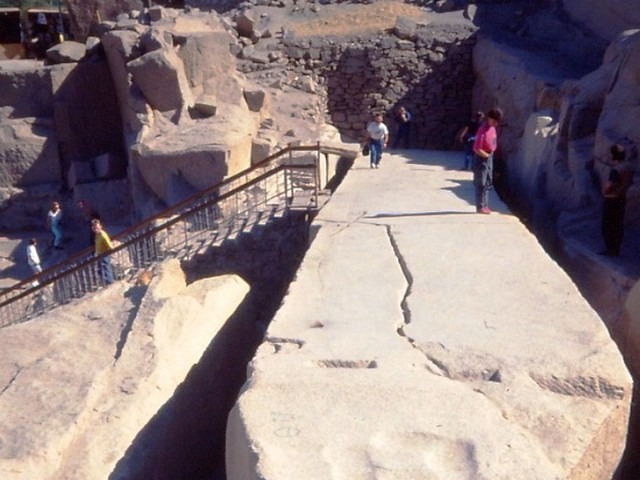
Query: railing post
[
  {"left": 0, "top": 144, "right": 325, "bottom": 329},
  {"left": 315, "top": 141, "right": 321, "bottom": 207}
]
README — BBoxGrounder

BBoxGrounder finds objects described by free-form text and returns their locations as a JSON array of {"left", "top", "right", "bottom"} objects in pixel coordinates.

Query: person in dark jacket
[{"left": 600, "top": 144, "right": 634, "bottom": 257}]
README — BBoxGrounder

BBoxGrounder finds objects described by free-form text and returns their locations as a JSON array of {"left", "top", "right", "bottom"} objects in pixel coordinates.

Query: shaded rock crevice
[{"left": 114, "top": 284, "right": 149, "bottom": 362}]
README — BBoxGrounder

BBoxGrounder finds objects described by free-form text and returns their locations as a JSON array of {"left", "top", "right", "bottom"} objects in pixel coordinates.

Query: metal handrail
[{"left": 0, "top": 143, "right": 327, "bottom": 328}]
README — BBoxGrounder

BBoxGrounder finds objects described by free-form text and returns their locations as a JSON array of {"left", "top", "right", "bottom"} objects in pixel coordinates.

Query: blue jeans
[
  {"left": 473, "top": 153, "right": 493, "bottom": 210},
  {"left": 51, "top": 222, "right": 62, "bottom": 247},
  {"left": 99, "top": 256, "right": 114, "bottom": 284},
  {"left": 393, "top": 124, "right": 410, "bottom": 148},
  {"left": 369, "top": 139, "right": 383, "bottom": 166},
  {"left": 463, "top": 138, "right": 475, "bottom": 170}
]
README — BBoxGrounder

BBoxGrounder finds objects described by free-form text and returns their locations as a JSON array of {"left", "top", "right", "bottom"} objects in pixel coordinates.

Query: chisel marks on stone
[
  {"left": 416, "top": 342, "right": 505, "bottom": 383},
  {"left": 529, "top": 373, "right": 626, "bottom": 400},
  {"left": 266, "top": 336, "right": 305, "bottom": 353},
  {"left": 316, "top": 359, "right": 378, "bottom": 369}
]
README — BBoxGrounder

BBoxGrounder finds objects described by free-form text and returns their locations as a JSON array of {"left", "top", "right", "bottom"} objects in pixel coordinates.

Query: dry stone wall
[
  {"left": 322, "top": 27, "right": 476, "bottom": 147},
  {"left": 238, "top": 22, "right": 477, "bottom": 148}
]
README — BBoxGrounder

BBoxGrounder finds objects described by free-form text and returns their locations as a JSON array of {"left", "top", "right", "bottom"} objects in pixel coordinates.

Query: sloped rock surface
[{"left": 0, "top": 260, "right": 249, "bottom": 480}]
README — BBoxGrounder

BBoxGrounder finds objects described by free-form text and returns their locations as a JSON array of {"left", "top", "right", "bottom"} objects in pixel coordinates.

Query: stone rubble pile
[{"left": 226, "top": 5, "right": 477, "bottom": 147}]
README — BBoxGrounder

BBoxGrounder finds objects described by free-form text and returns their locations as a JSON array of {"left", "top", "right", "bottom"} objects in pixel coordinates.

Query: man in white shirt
[
  {"left": 27, "top": 238, "right": 42, "bottom": 286},
  {"left": 366, "top": 113, "right": 389, "bottom": 169}
]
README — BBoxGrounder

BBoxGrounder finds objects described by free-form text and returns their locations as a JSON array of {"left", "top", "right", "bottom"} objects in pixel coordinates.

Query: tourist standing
[
  {"left": 366, "top": 113, "right": 389, "bottom": 169},
  {"left": 47, "top": 201, "right": 64, "bottom": 249},
  {"left": 78, "top": 199, "right": 101, "bottom": 247},
  {"left": 92, "top": 220, "right": 115, "bottom": 284},
  {"left": 27, "top": 238, "right": 42, "bottom": 286},
  {"left": 600, "top": 144, "right": 634, "bottom": 257},
  {"left": 472, "top": 108, "right": 503, "bottom": 214},
  {"left": 459, "top": 111, "right": 484, "bottom": 170},
  {"left": 392, "top": 105, "right": 411, "bottom": 149}
]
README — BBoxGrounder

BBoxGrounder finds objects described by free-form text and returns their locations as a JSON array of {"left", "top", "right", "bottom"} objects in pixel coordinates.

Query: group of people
[
  {"left": 363, "top": 106, "right": 502, "bottom": 215},
  {"left": 27, "top": 200, "right": 115, "bottom": 287},
  {"left": 364, "top": 105, "right": 633, "bottom": 256},
  {"left": 22, "top": 12, "right": 67, "bottom": 60}
]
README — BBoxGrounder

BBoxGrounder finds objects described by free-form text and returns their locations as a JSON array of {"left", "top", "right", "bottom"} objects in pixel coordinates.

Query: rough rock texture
[
  {"left": 63, "top": 0, "right": 145, "bottom": 41},
  {"left": 128, "top": 48, "right": 194, "bottom": 112},
  {"left": 230, "top": 2, "right": 477, "bottom": 148},
  {"left": 46, "top": 41, "right": 87, "bottom": 63},
  {"left": 0, "top": 62, "right": 59, "bottom": 188},
  {"left": 562, "top": 0, "right": 640, "bottom": 42},
  {"left": 227, "top": 150, "right": 632, "bottom": 480},
  {"left": 469, "top": 12, "right": 640, "bottom": 473},
  {"left": 472, "top": 24, "right": 640, "bottom": 372},
  {"left": 0, "top": 259, "right": 249, "bottom": 480},
  {"left": 0, "top": 55, "right": 124, "bottom": 219}
]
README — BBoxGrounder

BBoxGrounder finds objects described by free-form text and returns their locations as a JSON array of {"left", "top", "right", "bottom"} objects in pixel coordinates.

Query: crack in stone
[
  {"left": 384, "top": 225, "right": 413, "bottom": 329},
  {"left": 0, "top": 364, "right": 22, "bottom": 397},
  {"left": 530, "top": 373, "right": 626, "bottom": 400}
]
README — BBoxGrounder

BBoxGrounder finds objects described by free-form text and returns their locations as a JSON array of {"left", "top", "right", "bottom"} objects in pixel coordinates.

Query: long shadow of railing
[{"left": 0, "top": 143, "right": 332, "bottom": 328}]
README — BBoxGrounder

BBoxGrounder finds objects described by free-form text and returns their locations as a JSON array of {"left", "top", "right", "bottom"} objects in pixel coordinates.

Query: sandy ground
[{"left": 287, "top": 0, "right": 428, "bottom": 37}]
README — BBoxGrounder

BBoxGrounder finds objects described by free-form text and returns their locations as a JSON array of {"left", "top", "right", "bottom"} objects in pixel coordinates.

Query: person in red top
[{"left": 472, "top": 108, "right": 503, "bottom": 214}]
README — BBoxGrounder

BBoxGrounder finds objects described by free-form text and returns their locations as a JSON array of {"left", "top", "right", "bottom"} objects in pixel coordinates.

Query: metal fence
[{"left": 0, "top": 144, "right": 323, "bottom": 328}]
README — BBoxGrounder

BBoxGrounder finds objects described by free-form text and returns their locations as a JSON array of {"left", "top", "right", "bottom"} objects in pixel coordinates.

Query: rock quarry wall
[
  {"left": 0, "top": 57, "right": 128, "bottom": 229},
  {"left": 471, "top": 9, "right": 640, "bottom": 390},
  {"left": 288, "top": 23, "right": 476, "bottom": 148},
  {"left": 233, "top": 6, "right": 478, "bottom": 149},
  {"left": 0, "top": 6, "right": 292, "bottom": 228},
  {"left": 562, "top": 0, "right": 640, "bottom": 42}
]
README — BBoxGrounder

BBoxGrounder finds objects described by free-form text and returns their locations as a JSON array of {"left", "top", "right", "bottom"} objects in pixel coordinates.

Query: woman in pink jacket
[{"left": 472, "top": 108, "right": 503, "bottom": 214}]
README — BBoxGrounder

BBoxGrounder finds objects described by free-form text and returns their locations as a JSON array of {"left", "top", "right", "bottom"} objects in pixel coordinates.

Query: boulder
[
  {"left": 394, "top": 15, "right": 418, "bottom": 40},
  {"left": 251, "top": 136, "right": 275, "bottom": 165},
  {"left": 148, "top": 5, "right": 166, "bottom": 23},
  {"left": 46, "top": 41, "right": 87, "bottom": 64},
  {"left": 227, "top": 151, "right": 632, "bottom": 480},
  {"left": 235, "top": 10, "right": 256, "bottom": 38},
  {"left": 176, "top": 30, "right": 242, "bottom": 102},
  {"left": 464, "top": 4, "right": 478, "bottom": 22},
  {"left": 138, "top": 27, "right": 173, "bottom": 54},
  {"left": 127, "top": 48, "right": 194, "bottom": 113},
  {"left": 85, "top": 36, "right": 101, "bottom": 54},
  {"left": 129, "top": 104, "right": 256, "bottom": 208},
  {"left": 191, "top": 95, "right": 218, "bottom": 118},
  {"left": 243, "top": 88, "right": 268, "bottom": 113}
]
